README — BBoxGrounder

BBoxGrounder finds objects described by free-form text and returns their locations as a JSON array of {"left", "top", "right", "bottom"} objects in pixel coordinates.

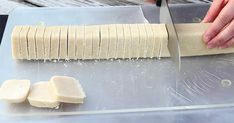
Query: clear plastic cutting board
[{"left": 1, "top": 5, "right": 234, "bottom": 117}]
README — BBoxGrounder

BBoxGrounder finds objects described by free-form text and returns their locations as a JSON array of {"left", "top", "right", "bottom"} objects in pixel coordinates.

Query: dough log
[{"left": 11, "top": 23, "right": 234, "bottom": 60}]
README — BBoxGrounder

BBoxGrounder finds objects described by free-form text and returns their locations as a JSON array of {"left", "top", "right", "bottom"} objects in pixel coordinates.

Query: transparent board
[{"left": 1, "top": 5, "right": 234, "bottom": 117}]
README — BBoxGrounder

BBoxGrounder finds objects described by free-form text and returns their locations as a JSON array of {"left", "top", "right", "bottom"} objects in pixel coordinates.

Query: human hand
[
  {"left": 203, "top": 0, "right": 234, "bottom": 48},
  {"left": 147, "top": 0, "right": 156, "bottom": 3}
]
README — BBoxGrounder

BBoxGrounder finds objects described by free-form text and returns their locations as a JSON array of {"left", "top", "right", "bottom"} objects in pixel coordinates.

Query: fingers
[
  {"left": 207, "top": 20, "right": 234, "bottom": 48},
  {"left": 146, "top": 0, "right": 156, "bottom": 3},
  {"left": 203, "top": 0, "right": 234, "bottom": 44},
  {"left": 202, "top": 0, "right": 226, "bottom": 23},
  {"left": 220, "top": 37, "right": 234, "bottom": 48}
]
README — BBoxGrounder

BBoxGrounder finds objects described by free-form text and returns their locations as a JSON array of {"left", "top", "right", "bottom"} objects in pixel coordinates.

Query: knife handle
[{"left": 156, "top": 0, "right": 162, "bottom": 6}]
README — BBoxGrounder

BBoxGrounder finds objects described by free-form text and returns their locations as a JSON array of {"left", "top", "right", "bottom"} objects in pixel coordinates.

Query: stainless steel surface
[
  {"left": 159, "top": 0, "right": 181, "bottom": 71},
  {"left": 2, "top": 3, "right": 234, "bottom": 123}
]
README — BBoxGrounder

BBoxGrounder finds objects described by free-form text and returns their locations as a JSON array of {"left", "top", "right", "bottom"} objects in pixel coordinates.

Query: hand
[
  {"left": 203, "top": 0, "right": 234, "bottom": 49},
  {"left": 147, "top": 0, "right": 156, "bottom": 3}
]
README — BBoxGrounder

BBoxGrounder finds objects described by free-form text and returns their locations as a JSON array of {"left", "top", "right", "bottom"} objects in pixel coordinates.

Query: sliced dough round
[
  {"left": 27, "top": 81, "right": 59, "bottom": 109},
  {"left": 0, "top": 79, "right": 30, "bottom": 103},
  {"left": 50, "top": 76, "right": 86, "bottom": 104}
]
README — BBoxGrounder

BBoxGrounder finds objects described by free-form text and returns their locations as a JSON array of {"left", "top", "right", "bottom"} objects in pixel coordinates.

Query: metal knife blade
[{"left": 159, "top": 0, "right": 181, "bottom": 71}]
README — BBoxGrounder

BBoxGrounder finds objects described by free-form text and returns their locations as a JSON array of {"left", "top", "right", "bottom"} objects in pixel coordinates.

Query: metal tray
[{"left": 1, "top": 4, "right": 234, "bottom": 118}]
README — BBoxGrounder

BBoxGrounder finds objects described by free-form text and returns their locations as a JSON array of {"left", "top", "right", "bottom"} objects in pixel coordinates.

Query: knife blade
[{"left": 158, "top": 0, "right": 181, "bottom": 71}]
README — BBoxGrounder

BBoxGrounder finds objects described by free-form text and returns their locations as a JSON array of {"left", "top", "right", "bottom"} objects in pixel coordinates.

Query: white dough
[
  {"left": 76, "top": 26, "right": 85, "bottom": 59},
  {"left": 158, "top": 24, "right": 169, "bottom": 57},
  {"left": 28, "top": 81, "right": 59, "bottom": 109},
  {"left": 137, "top": 24, "right": 147, "bottom": 58},
  {"left": 35, "top": 26, "right": 45, "bottom": 59},
  {"left": 151, "top": 24, "right": 167, "bottom": 58},
  {"left": 12, "top": 23, "right": 234, "bottom": 60},
  {"left": 84, "top": 26, "right": 93, "bottom": 59},
  {"left": 68, "top": 26, "right": 76, "bottom": 59},
  {"left": 50, "top": 76, "right": 86, "bottom": 104},
  {"left": 50, "top": 27, "right": 60, "bottom": 59},
  {"left": 0, "top": 80, "right": 30, "bottom": 103},
  {"left": 91, "top": 25, "right": 100, "bottom": 59},
  {"left": 130, "top": 24, "right": 140, "bottom": 58},
  {"left": 44, "top": 27, "right": 52, "bottom": 60},
  {"left": 19, "top": 26, "right": 30, "bottom": 59},
  {"left": 99, "top": 25, "right": 109, "bottom": 59},
  {"left": 145, "top": 24, "right": 155, "bottom": 58},
  {"left": 11, "top": 26, "right": 22, "bottom": 59},
  {"left": 116, "top": 24, "right": 125, "bottom": 59},
  {"left": 27, "top": 26, "right": 37, "bottom": 60},
  {"left": 176, "top": 23, "right": 234, "bottom": 57},
  {"left": 123, "top": 24, "right": 132, "bottom": 59},
  {"left": 59, "top": 26, "right": 68, "bottom": 59},
  {"left": 108, "top": 24, "right": 117, "bottom": 58}
]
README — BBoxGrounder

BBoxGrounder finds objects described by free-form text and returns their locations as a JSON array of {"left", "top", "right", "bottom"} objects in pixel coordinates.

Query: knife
[{"left": 156, "top": 0, "right": 181, "bottom": 71}]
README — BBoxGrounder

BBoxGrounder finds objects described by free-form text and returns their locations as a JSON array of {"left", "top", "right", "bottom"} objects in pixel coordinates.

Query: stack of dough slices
[
  {"left": 0, "top": 76, "right": 86, "bottom": 109},
  {"left": 11, "top": 23, "right": 234, "bottom": 60},
  {"left": 11, "top": 24, "right": 167, "bottom": 60},
  {"left": 27, "top": 76, "right": 86, "bottom": 109}
]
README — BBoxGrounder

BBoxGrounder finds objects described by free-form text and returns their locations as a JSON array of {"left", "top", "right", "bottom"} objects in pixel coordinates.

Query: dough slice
[
  {"left": 99, "top": 25, "right": 109, "bottom": 59},
  {"left": 130, "top": 24, "right": 140, "bottom": 58},
  {"left": 84, "top": 26, "right": 93, "bottom": 59},
  {"left": 28, "top": 81, "right": 59, "bottom": 109},
  {"left": 151, "top": 24, "right": 164, "bottom": 58},
  {"left": 0, "top": 80, "right": 30, "bottom": 103},
  {"left": 76, "top": 26, "right": 85, "bottom": 59},
  {"left": 11, "top": 26, "right": 22, "bottom": 59},
  {"left": 159, "top": 24, "right": 170, "bottom": 57},
  {"left": 108, "top": 24, "right": 117, "bottom": 59},
  {"left": 36, "top": 26, "right": 45, "bottom": 59},
  {"left": 51, "top": 27, "right": 60, "bottom": 59},
  {"left": 68, "top": 26, "right": 76, "bottom": 59},
  {"left": 91, "top": 25, "right": 100, "bottom": 59},
  {"left": 50, "top": 76, "right": 86, "bottom": 104},
  {"left": 59, "top": 26, "right": 68, "bottom": 59},
  {"left": 145, "top": 24, "right": 155, "bottom": 58},
  {"left": 116, "top": 24, "right": 125, "bottom": 59},
  {"left": 123, "top": 24, "right": 132, "bottom": 59},
  {"left": 137, "top": 24, "right": 147, "bottom": 58},
  {"left": 19, "top": 26, "right": 30, "bottom": 59},
  {"left": 27, "top": 26, "right": 37, "bottom": 60},
  {"left": 44, "top": 27, "right": 53, "bottom": 60}
]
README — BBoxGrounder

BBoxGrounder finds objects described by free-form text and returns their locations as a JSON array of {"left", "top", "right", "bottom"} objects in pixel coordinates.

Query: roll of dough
[
  {"left": 11, "top": 23, "right": 234, "bottom": 60},
  {"left": 177, "top": 23, "right": 234, "bottom": 57}
]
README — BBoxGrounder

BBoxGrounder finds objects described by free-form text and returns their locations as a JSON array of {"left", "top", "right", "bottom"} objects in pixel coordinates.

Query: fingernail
[{"left": 207, "top": 43, "right": 216, "bottom": 49}]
